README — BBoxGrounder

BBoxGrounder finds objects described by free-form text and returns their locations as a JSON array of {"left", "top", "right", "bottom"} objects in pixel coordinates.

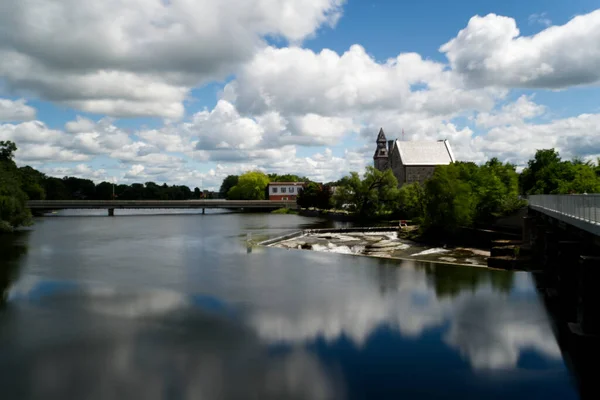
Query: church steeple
[
  {"left": 373, "top": 127, "right": 390, "bottom": 171},
  {"left": 376, "top": 128, "right": 387, "bottom": 144}
]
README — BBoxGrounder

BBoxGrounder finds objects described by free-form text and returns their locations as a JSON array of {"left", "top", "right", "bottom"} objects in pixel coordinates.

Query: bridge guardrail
[{"left": 529, "top": 194, "right": 600, "bottom": 234}]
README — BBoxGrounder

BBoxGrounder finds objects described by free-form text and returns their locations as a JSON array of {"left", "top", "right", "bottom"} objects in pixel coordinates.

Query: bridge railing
[{"left": 529, "top": 195, "right": 600, "bottom": 231}]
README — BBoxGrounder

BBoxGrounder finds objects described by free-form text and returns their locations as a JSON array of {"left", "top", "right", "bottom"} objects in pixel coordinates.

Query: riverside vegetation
[{"left": 2, "top": 138, "right": 600, "bottom": 234}]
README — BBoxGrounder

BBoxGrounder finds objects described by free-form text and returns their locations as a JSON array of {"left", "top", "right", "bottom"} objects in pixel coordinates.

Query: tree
[
  {"left": 520, "top": 149, "right": 600, "bottom": 194},
  {"left": 219, "top": 175, "right": 239, "bottom": 199},
  {"left": 395, "top": 182, "right": 425, "bottom": 220},
  {"left": 227, "top": 171, "right": 270, "bottom": 200},
  {"left": 297, "top": 183, "right": 331, "bottom": 209},
  {"left": 334, "top": 166, "right": 398, "bottom": 218},
  {"left": 95, "top": 182, "right": 115, "bottom": 200},
  {"left": 268, "top": 174, "right": 309, "bottom": 183},
  {"left": 43, "top": 177, "right": 69, "bottom": 200},
  {"left": 423, "top": 163, "right": 477, "bottom": 234},
  {"left": 19, "top": 166, "right": 46, "bottom": 200},
  {"left": 0, "top": 142, "right": 32, "bottom": 232},
  {"left": 194, "top": 187, "right": 201, "bottom": 199},
  {"left": 0, "top": 141, "right": 17, "bottom": 161}
]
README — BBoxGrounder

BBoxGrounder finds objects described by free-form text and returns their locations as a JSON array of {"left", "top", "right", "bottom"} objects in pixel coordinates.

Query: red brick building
[{"left": 268, "top": 182, "right": 305, "bottom": 201}]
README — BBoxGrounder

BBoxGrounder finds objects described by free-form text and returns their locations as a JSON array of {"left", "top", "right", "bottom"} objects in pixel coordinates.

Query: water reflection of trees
[
  {"left": 0, "top": 233, "right": 27, "bottom": 307},
  {"left": 418, "top": 264, "right": 514, "bottom": 299}
]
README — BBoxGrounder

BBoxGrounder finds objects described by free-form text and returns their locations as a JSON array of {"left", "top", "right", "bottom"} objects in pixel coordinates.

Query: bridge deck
[
  {"left": 529, "top": 194, "right": 600, "bottom": 236},
  {"left": 27, "top": 200, "right": 297, "bottom": 210}
]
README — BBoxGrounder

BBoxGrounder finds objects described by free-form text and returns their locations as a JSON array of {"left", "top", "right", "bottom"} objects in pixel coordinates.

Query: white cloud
[
  {"left": 192, "top": 100, "right": 265, "bottom": 150},
  {"left": 0, "top": 98, "right": 36, "bottom": 122},
  {"left": 474, "top": 112, "right": 600, "bottom": 164},
  {"left": 475, "top": 95, "right": 546, "bottom": 128},
  {"left": 441, "top": 10, "right": 600, "bottom": 88},
  {"left": 0, "top": 0, "right": 344, "bottom": 118},
  {"left": 230, "top": 45, "right": 499, "bottom": 118}
]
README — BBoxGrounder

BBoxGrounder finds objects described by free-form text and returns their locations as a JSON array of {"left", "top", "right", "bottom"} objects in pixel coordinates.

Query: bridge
[
  {"left": 529, "top": 194, "right": 600, "bottom": 236},
  {"left": 27, "top": 200, "right": 298, "bottom": 216},
  {"left": 523, "top": 194, "right": 600, "bottom": 338}
]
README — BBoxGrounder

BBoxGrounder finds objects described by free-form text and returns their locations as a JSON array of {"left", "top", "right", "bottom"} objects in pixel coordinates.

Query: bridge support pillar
[
  {"left": 573, "top": 256, "right": 600, "bottom": 336},
  {"left": 522, "top": 216, "right": 534, "bottom": 245},
  {"left": 556, "top": 241, "right": 582, "bottom": 321},
  {"left": 108, "top": 208, "right": 115, "bottom": 217}
]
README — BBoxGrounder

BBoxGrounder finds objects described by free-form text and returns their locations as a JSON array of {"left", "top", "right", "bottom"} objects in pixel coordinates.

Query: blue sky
[{"left": 1, "top": 0, "right": 600, "bottom": 189}]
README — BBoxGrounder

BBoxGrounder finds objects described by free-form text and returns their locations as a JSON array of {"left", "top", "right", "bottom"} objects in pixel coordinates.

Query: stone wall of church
[
  {"left": 405, "top": 166, "right": 436, "bottom": 184},
  {"left": 389, "top": 149, "right": 405, "bottom": 186}
]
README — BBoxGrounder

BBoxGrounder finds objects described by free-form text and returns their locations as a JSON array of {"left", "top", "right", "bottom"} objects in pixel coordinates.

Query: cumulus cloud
[
  {"left": 230, "top": 45, "right": 499, "bottom": 118},
  {"left": 0, "top": 98, "right": 36, "bottom": 122},
  {"left": 475, "top": 95, "right": 546, "bottom": 128},
  {"left": 0, "top": 0, "right": 344, "bottom": 118},
  {"left": 441, "top": 10, "right": 600, "bottom": 88}
]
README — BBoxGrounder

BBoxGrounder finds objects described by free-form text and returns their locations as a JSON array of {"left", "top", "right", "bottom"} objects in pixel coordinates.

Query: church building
[{"left": 373, "top": 128, "right": 455, "bottom": 186}]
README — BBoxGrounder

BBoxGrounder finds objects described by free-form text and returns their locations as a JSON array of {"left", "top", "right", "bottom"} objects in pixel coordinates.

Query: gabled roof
[
  {"left": 376, "top": 128, "right": 387, "bottom": 143},
  {"left": 394, "top": 140, "right": 455, "bottom": 165}
]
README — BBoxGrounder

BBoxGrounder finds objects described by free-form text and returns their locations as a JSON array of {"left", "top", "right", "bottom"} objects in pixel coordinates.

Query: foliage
[
  {"left": 395, "top": 182, "right": 425, "bottom": 220},
  {"left": 421, "top": 160, "right": 526, "bottom": 234},
  {"left": 267, "top": 173, "right": 309, "bottom": 183},
  {"left": 423, "top": 163, "right": 477, "bottom": 233},
  {"left": 520, "top": 149, "right": 600, "bottom": 194},
  {"left": 219, "top": 175, "right": 239, "bottom": 199},
  {"left": 296, "top": 182, "right": 332, "bottom": 209},
  {"left": 0, "top": 141, "right": 17, "bottom": 161},
  {"left": 0, "top": 141, "right": 32, "bottom": 232},
  {"left": 333, "top": 166, "right": 399, "bottom": 218},
  {"left": 227, "top": 171, "right": 270, "bottom": 200}
]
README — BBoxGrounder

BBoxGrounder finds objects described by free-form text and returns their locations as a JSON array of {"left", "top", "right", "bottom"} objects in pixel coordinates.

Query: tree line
[
  {"left": 3, "top": 136, "right": 600, "bottom": 233},
  {"left": 329, "top": 149, "right": 600, "bottom": 235},
  {"left": 0, "top": 141, "right": 207, "bottom": 232}
]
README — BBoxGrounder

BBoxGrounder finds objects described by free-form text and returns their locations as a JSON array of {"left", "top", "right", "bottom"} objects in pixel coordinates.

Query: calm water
[{"left": 0, "top": 210, "right": 580, "bottom": 399}]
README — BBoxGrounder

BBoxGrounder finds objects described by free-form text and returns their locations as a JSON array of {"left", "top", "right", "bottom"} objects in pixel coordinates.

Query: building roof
[
  {"left": 268, "top": 182, "right": 305, "bottom": 186},
  {"left": 394, "top": 140, "right": 455, "bottom": 165}
]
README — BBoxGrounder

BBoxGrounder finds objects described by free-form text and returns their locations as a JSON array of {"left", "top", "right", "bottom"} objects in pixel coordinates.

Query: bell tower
[{"left": 373, "top": 128, "right": 389, "bottom": 171}]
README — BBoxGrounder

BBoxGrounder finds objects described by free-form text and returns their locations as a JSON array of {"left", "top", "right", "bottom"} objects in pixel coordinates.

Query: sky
[{"left": 1, "top": 0, "right": 600, "bottom": 190}]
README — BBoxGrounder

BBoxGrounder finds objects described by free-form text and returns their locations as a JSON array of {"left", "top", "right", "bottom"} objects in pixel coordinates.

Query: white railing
[{"left": 529, "top": 194, "right": 600, "bottom": 235}]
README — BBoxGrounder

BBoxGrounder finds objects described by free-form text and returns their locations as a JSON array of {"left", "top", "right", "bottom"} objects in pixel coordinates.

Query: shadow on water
[
  {"left": 0, "top": 232, "right": 28, "bottom": 308},
  {"left": 533, "top": 268, "right": 600, "bottom": 400}
]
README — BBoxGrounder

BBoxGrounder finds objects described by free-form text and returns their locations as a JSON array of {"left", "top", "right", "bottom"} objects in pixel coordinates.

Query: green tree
[
  {"left": 0, "top": 141, "right": 32, "bottom": 232},
  {"left": 219, "top": 175, "right": 239, "bottom": 199},
  {"left": 334, "top": 166, "right": 398, "bottom": 218},
  {"left": 423, "top": 163, "right": 477, "bottom": 234},
  {"left": 19, "top": 166, "right": 46, "bottom": 200},
  {"left": 297, "top": 183, "right": 332, "bottom": 209},
  {"left": 396, "top": 182, "right": 425, "bottom": 220},
  {"left": 43, "top": 177, "right": 69, "bottom": 200},
  {"left": 0, "top": 141, "right": 17, "bottom": 161},
  {"left": 95, "top": 181, "right": 115, "bottom": 200},
  {"left": 227, "top": 171, "right": 270, "bottom": 200},
  {"left": 268, "top": 174, "right": 309, "bottom": 183}
]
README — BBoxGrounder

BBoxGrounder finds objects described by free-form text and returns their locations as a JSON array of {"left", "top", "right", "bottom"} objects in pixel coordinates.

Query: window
[
  {"left": 272, "top": 187, "right": 278, "bottom": 193},
  {"left": 281, "top": 187, "right": 287, "bottom": 193},
  {"left": 289, "top": 187, "right": 294, "bottom": 193}
]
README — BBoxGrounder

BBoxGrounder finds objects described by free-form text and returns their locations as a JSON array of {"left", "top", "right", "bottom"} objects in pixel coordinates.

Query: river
[{"left": 0, "top": 210, "right": 580, "bottom": 399}]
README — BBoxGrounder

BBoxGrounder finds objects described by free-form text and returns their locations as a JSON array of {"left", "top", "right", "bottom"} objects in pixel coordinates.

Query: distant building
[
  {"left": 373, "top": 128, "right": 455, "bottom": 186},
  {"left": 267, "top": 182, "right": 305, "bottom": 201}
]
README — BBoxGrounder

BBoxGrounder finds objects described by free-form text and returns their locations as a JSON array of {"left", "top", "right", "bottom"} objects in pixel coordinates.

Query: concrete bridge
[
  {"left": 27, "top": 199, "right": 297, "bottom": 216},
  {"left": 522, "top": 194, "right": 600, "bottom": 338}
]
